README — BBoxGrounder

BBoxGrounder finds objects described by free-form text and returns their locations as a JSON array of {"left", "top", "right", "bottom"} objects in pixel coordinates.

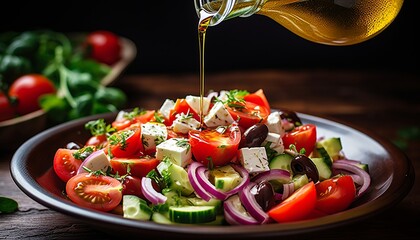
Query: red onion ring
[
  {"left": 196, "top": 166, "right": 228, "bottom": 200},
  {"left": 238, "top": 182, "right": 270, "bottom": 224},
  {"left": 282, "top": 182, "right": 295, "bottom": 200},
  {"left": 187, "top": 161, "right": 212, "bottom": 201},
  {"left": 223, "top": 195, "right": 260, "bottom": 225},
  {"left": 252, "top": 169, "right": 291, "bottom": 184},
  {"left": 141, "top": 177, "right": 167, "bottom": 205}
]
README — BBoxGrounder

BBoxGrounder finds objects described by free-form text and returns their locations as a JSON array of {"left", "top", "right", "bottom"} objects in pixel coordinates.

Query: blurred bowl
[{"left": 0, "top": 34, "right": 137, "bottom": 153}]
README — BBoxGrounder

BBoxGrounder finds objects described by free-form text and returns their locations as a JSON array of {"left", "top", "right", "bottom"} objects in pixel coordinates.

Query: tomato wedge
[
  {"left": 226, "top": 101, "right": 270, "bottom": 130},
  {"left": 53, "top": 148, "right": 82, "bottom": 182},
  {"left": 107, "top": 125, "right": 143, "bottom": 158},
  {"left": 66, "top": 173, "right": 122, "bottom": 212},
  {"left": 243, "top": 89, "right": 271, "bottom": 113},
  {"left": 282, "top": 123, "right": 317, "bottom": 156},
  {"left": 110, "top": 157, "right": 160, "bottom": 178},
  {"left": 268, "top": 181, "right": 317, "bottom": 223},
  {"left": 167, "top": 98, "right": 200, "bottom": 126},
  {"left": 315, "top": 175, "right": 356, "bottom": 214},
  {"left": 112, "top": 109, "right": 155, "bottom": 131},
  {"left": 189, "top": 124, "right": 241, "bottom": 167}
]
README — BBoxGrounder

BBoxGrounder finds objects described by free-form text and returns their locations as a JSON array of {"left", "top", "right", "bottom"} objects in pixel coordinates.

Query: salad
[{"left": 52, "top": 89, "right": 371, "bottom": 225}]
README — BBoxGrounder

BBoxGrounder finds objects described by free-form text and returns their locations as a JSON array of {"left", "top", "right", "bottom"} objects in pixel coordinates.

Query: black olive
[
  {"left": 240, "top": 123, "right": 269, "bottom": 148},
  {"left": 66, "top": 141, "right": 82, "bottom": 150},
  {"left": 291, "top": 155, "right": 319, "bottom": 183},
  {"left": 279, "top": 109, "right": 302, "bottom": 126},
  {"left": 250, "top": 181, "right": 276, "bottom": 211}
]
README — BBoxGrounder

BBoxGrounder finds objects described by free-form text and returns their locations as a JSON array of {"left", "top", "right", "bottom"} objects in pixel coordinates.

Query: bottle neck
[{"left": 195, "top": 0, "right": 266, "bottom": 26}]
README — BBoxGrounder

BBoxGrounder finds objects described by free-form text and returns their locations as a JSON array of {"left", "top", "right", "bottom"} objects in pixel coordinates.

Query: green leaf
[{"left": 0, "top": 196, "right": 18, "bottom": 214}]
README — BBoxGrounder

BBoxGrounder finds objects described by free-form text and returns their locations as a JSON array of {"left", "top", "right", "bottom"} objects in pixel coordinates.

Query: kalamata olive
[
  {"left": 240, "top": 123, "right": 269, "bottom": 148},
  {"left": 250, "top": 181, "right": 276, "bottom": 211},
  {"left": 66, "top": 141, "right": 82, "bottom": 150},
  {"left": 291, "top": 154, "right": 319, "bottom": 183},
  {"left": 279, "top": 109, "right": 302, "bottom": 126}
]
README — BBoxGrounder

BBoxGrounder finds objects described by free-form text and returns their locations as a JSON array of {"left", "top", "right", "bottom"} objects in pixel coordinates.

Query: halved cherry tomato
[
  {"left": 111, "top": 109, "right": 155, "bottom": 131},
  {"left": 226, "top": 101, "right": 270, "bottom": 130},
  {"left": 85, "top": 30, "right": 121, "bottom": 65},
  {"left": 268, "top": 181, "right": 317, "bottom": 223},
  {"left": 107, "top": 125, "right": 143, "bottom": 158},
  {"left": 53, "top": 148, "right": 82, "bottom": 182},
  {"left": 282, "top": 123, "right": 317, "bottom": 156},
  {"left": 243, "top": 89, "right": 271, "bottom": 113},
  {"left": 85, "top": 134, "right": 108, "bottom": 147},
  {"left": 167, "top": 98, "right": 200, "bottom": 126},
  {"left": 110, "top": 157, "right": 160, "bottom": 179},
  {"left": 315, "top": 175, "right": 356, "bottom": 214},
  {"left": 66, "top": 173, "right": 122, "bottom": 212},
  {"left": 189, "top": 124, "right": 241, "bottom": 167}
]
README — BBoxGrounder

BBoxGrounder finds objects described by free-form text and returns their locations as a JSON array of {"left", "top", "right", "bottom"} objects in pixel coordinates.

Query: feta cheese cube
[
  {"left": 172, "top": 113, "right": 201, "bottom": 134},
  {"left": 141, "top": 122, "right": 168, "bottom": 152},
  {"left": 156, "top": 138, "right": 192, "bottom": 167},
  {"left": 159, "top": 99, "right": 175, "bottom": 120},
  {"left": 203, "top": 102, "right": 234, "bottom": 127},
  {"left": 185, "top": 95, "right": 211, "bottom": 116},
  {"left": 262, "top": 132, "right": 282, "bottom": 148},
  {"left": 237, "top": 147, "right": 269, "bottom": 174},
  {"left": 266, "top": 111, "right": 285, "bottom": 137}
]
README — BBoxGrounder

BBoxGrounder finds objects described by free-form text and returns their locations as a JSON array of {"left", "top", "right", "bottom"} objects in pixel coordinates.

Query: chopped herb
[
  {"left": 85, "top": 118, "right": 116, "bottom": 136},
  {"left": 175, "top": 139, "right": 191, "bottom": 152},
  {"left": 73, "top": 146, "right": 95, "bottom": 160},
  {"left": 123, "top": 107, "right": 147, "bottom": 120},
  {"left": 0, "top": 196, "right": 18, "bottom": 214}
]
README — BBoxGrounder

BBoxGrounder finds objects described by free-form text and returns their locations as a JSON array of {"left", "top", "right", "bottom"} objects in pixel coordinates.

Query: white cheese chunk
[
  {"left": 77, "top": 150, "right": 110, "bottom": 174},
  {"left": 266, "top": 111, "right": 285, "bottom": 137},
  {"left": 185, "top": 95, "right": 211, "bottom": 116},
  {"left": 141, "top": 122, "right": 168, "bottom": 152},
  {"left": 156, "top": 138, "right": 192, "bottom": 167},
  {"left": 159, "top": 99, "right": 175, "bottom": 120},
  {"left": 262, "top": 132, "right": 282, "bottom": 148},
  {"left": 114, "top": 110, "right": 127, "bottom": 122},
  {"left": 237, "top": 147, "right": 269, "bottom": 174},
  {"left": 203, "top": 102, "right": 235, "bottom": 127},
  {"left": 172, "top": 113, "right": 201, "bottom": 134}
]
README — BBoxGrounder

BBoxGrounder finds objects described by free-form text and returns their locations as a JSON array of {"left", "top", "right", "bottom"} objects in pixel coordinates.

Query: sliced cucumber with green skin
[
  {"left": 151, "top": 212, "right": 172, "bottom": 224},
  {"left": 316, "top": 137, "right": 342, "bottom": 160},
  {"left": 310, "top": 157, "right": 332, "bottom": 181},
  {"left": 169, "top": 205, "right": 217, "bottom": 224},
  {"left": 123, "top": 195, "right": 153, "bottom": 221},
  {"left": 292, "top": 174, "right": 309, "bottom": 190},
  {"left": 187, "top": 197, "right": 222, "bottom": 214},
  {"left": 269, "top": 153, "right": 293, "bottom": 173},
  {"left": 163, "top": 189, "right": 189, "bottom": 206},
  {"left": 157, "top": 159, "right": 194, "bottom": 196},
  {"left": 209, "top": 165, "right": 242, "bottom": 192}
]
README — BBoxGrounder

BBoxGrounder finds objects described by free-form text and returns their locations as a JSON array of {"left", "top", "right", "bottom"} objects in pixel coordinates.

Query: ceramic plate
[{"left": 10, "top": 111, "right": 414, "bottom": 239}]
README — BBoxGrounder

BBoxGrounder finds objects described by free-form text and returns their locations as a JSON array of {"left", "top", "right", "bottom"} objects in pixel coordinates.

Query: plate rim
[{"left": 10, "top": 111, "right": 415, "bottom": 238}]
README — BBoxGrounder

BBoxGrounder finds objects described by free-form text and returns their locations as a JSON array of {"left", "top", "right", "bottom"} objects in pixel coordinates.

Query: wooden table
[{"left": 1, "top": 69, "right": 419, "bottom": 239}]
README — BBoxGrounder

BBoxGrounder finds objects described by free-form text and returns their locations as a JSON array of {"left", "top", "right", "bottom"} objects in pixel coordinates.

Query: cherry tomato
[
  {"left": 8, "top": 74, "right": 56, "bottom": 115},
  {"left": 85, "top": 134, "right": 108, "bottom": 147},
  {"left": 282, "top": 123, "right": 317, "bottom": 156},
  {"left": 85, "top": 30, "right": 121, "bottom": 65},
  {"left": 189, "top": 124, "right": 241, "bottom": 167},
  {"left": 111, "top": 109, "right": 155, "bottom": 131},
  {"left": 107, "top": 125, "right": 143, "bottom": 158},
  {"left": 268, "top": 181, "right": 317, "bottom": 223},
  {"left": 121, "top": 175, "right": 143, "bottom": 198},
  {"left": 315, "top": 175, "right": 356, "bottom": 214},
  {"left": 167, "top": 98, "right": 200, "bottom": 126},
  {"left": 226, "top": 101, "right": 270, "bottom": 130},
  {"left": 66, "top": 173, "right": 122, "bottom": 212},
  {"left": 53, "top": 148, "right": 83, "bottom": 182},
  {"left": 0, "top": 92, "right": 16, "bottom": 121},
  {"left": 243, "top": 89, "right": 271, "bottom": 113},
  {"left": 110, "top": 157, "right": 160, "bottom": 179}
]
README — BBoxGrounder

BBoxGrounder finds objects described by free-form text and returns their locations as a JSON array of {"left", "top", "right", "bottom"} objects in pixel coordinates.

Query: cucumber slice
[
  {"left": 157, "top": 159, "right": 194, "bottom": 196},
  {"left": 269, "top": 153, "right": 293, "bottom": 173},
  {"left": 310, "top": 157, "right": 332, "bottom": 180},
  {"left": 317, "top": 137, "right": 342, "bottom": 160},
  {"left": 151, "top": 212, "right": 172, "bottom": 224},
  {"left": 209, "top": 165, "right": 242, "bottom": 192},
  {"left": 169, "top": 205, "right": 217, "bottom": 224},
  {"left": 123, "top": 195, "right": 153, "bottom": 221},
  {"left": 292, "top": 174, "right": 309, "bottom": 190}
]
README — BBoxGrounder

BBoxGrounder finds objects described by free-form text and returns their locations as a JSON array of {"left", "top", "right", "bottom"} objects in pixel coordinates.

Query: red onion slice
[
  {"left": 252, "top": 169, "right": 291, "bottom": 184},
  {"left": 225, "top": 164, "right": 250, "bottom": 196},
  {"left": 141, "top": 177, "right": 167, "bottom": 205},
  {"left": 196, "top": 166, "right": 228, "bottom": 200},
  {"left": 224, "top": 195, "right": 260, "bottom": 225},
  {"left": 187, "top": 161, "right": 212, "bottom": 201},
  {"left": 282, "top": 182, "right": 295, "bottom": 200},
  {"left": 238, "top": 182, "right": 270, "bottom": 224}
]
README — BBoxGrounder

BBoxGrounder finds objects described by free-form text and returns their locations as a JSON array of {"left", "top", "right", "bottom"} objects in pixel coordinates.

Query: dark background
[{"left": 0, "top": 1, "right": 417, "bottom": 74}]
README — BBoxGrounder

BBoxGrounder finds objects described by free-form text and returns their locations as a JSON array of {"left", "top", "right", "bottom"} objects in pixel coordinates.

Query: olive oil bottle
[{"left": 195, "top": 0, "right": 404, "bottom": 46}]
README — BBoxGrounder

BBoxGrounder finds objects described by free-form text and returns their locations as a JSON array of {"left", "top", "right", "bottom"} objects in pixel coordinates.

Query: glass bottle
[{"left": 194, "top": 0, "right": 404, "bottom": 46}]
